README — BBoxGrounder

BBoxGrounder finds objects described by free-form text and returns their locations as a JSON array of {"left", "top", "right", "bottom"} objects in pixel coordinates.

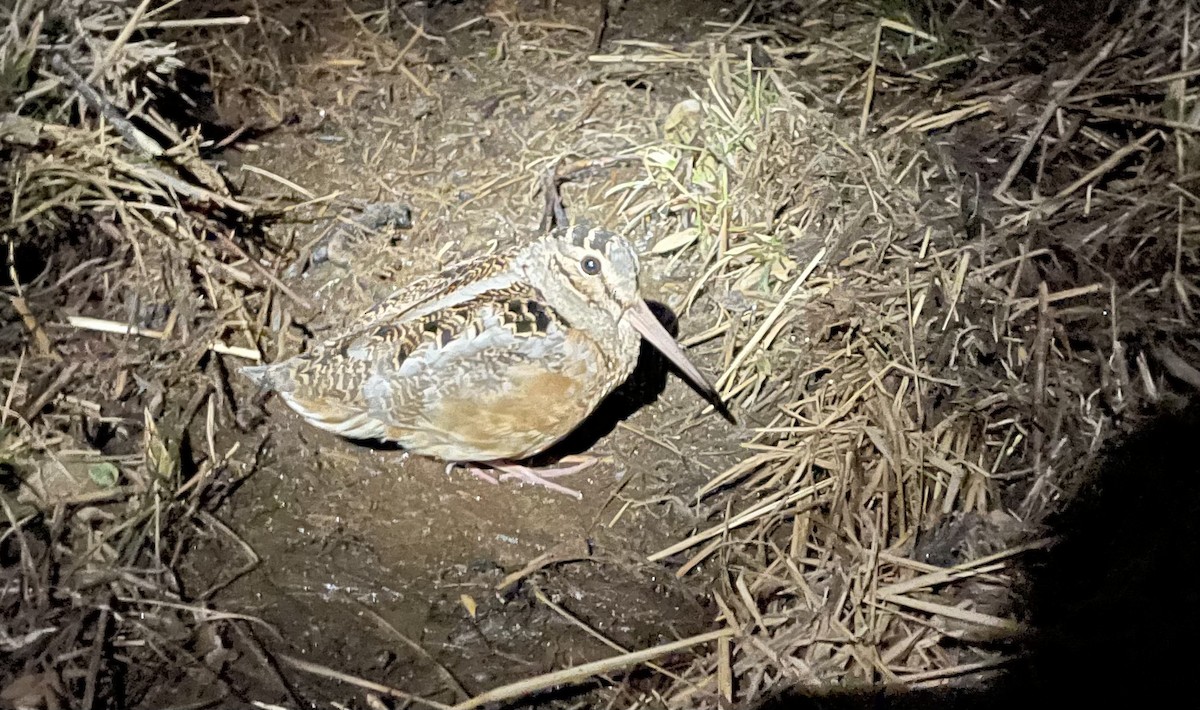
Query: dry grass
[
  {"left": 1, "top": 0, "right": 283, "bottom": 705},
  {"left": 583, "top": 30, "right": 1035, "bottom": 707},
  {"left": 616, "top": 1, "right": 1200, "bottom": 705},
  {"left": 2, "top": 0, "right": 1198, "bottom": 707}
]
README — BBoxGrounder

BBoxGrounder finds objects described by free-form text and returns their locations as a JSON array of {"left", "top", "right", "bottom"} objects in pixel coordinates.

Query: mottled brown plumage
[{"left": 243, "top": 224, "right": 720, "bottom": 498}]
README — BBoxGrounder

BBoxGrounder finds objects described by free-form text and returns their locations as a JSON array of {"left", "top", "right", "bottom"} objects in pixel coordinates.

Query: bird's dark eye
[{"left": 580, "top": 256, "right": 602, "bottom": 275}]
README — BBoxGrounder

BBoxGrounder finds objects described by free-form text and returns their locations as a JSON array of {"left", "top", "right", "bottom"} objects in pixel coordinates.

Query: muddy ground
[
  {"left": 177, "top": 0, "right": 758, "bottom": 704},
  {"left": 12, "top": 0, "right": 1171, "bottom": 705}
]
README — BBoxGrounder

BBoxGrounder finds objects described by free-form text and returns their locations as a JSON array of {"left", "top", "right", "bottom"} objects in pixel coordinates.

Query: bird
[{"left": 241, "top": 223, "right": 725, "bottom": 499}]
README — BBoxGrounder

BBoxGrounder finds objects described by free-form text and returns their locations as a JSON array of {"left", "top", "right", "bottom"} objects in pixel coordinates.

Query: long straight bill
[{"left": 625, "top": 299, "right": 729, "bottom": 420}]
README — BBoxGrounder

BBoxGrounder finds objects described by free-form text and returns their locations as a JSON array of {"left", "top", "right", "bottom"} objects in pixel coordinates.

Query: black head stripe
[{"left": 564, "top": 224, "right": 614, "bottom": 255}]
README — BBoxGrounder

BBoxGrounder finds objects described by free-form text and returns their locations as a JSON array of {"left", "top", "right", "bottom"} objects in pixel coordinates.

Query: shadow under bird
[{"left": 242, "top": 224, "right": 728, "bottom": 498}]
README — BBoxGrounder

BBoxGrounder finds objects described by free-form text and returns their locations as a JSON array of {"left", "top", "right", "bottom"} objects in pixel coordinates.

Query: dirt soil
[{"left": 185, "top": 0, "right": 756, "bottom": 704}]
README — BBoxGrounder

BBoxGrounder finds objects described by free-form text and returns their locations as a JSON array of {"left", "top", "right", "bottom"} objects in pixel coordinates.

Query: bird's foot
[
  {"left": 452, "top": 455, "right": 600, "bottom": 499},
  {"left": 446, "top": 461, "right": 500, "bottom": 485}
]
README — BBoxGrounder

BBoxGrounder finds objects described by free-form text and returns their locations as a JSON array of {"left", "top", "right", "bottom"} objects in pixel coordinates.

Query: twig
[
  {"left": 529, "top": 585, "right": 685, "bottom": 683},
  {"left": 713, "top": 247, "right": 825, "bottom": 396},
  {"left": 21, "top": 361, "right": 81, "bottom": 421},
  {"left": 993, "top": 34, "right": 1121, "bottom": 197},
  {"left": 1, "top": 348, "right": 26, "bottom": 430},
  {"left": 901, "top": 657, "right": 1010, "bottom": 685},
  {"left": 717, "top": 634, "right": 732, "bottom": 704},
  {"left": 356, "top": 603, "right": 470, "bottom": 702},
  {"left": 648, "top": 478, "right": 833, "bottom": 562},
  {"left": 112, "top": 158, "right": 252, "bottom": 212},
  {"left": 8, "top": 295, "right": 58, "bottom": 360},
  {"left": 1032, "top": 130, "right": 1162, "bottom": 219},
  {"left": 214, "top": 232, "right": 315, "bottom": 310},
  {"left": 1066, "top": 104, "right": 1200, "bottom": 132},
  {"left": 859, "top": 21, "right": 883, "bottom": 139},
  {"left": 495, "top": 538, "right": 592, "bottom": 592},
  {"left": 540, "top": 166, "right": 569, "bottom": 233},
  {"left": 875, "top": 593, "right": 1022, "bottom": 631},
  {"left": 50, "top": 54, "right": 163, "bottom": 158},
  {"left": 99, "top": 16, "right": 251, "bottom": 30},
  {"left": 280, "top": 654, "right": 453, "bottom": 710},
  {"left": 233, "top": 625, "right": 302, "bottom": 708},
  {"left": 195, "top": 512, "right": 260, "bottom": 599},
  {"left": 89, "top": 0, "right": 153, "bottom": 82},
  {"left": 1020, "top": 283, "right": 1053, "bottom": 517},
  {"left": 554, "top": 155, "right": 641, "bottom": 181},
  {"left": 592, "top": 0, "right": 611, "bottom": 51},
  {"left": 82, "top": 606, "right": 111, "bottom": 710},
  {"left": 65, "top": 316, "right": 261, "bottom": 361},
  {"left": 449, "top": 629, "right": 734, "bottom": 710},
  {"left": 240, "top": 164, "right": 316, "bottom": 199}
]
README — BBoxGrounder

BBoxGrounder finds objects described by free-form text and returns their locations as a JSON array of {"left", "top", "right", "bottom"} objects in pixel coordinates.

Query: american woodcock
[{"left": 242, "top": 224, "right": 723, "bottom": 499}]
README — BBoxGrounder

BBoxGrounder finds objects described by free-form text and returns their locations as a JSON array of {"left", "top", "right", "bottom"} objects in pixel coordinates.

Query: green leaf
[{"left": 88, "top": 462, "right": 120, "bottom": 488}]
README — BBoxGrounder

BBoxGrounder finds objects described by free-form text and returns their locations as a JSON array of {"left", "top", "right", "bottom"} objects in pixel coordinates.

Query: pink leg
[
  {"left": 448, "top": 456, "right": 600, "bottom": 498},
  {"left": 502, "top": 455, "right": 597, "bottom": 479},
  {"left": 445, "top": 461, "right": 499, "bottom": 485},
  {"left": 491, "top": 463, "right": 582, "bottom": 499},
  {"left": 453, "top": 455, "right": 601, "bottom": 499}
]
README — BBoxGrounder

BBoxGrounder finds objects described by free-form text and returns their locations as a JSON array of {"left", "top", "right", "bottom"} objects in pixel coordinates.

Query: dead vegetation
[{"left": 2, "top": 0, "right": 1198, "bottom": 707}]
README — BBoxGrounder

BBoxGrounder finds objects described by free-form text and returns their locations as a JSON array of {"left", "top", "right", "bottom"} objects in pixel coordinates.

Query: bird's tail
[{"left": 240, "top": 363, "right": 276, "bottom": 389}]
